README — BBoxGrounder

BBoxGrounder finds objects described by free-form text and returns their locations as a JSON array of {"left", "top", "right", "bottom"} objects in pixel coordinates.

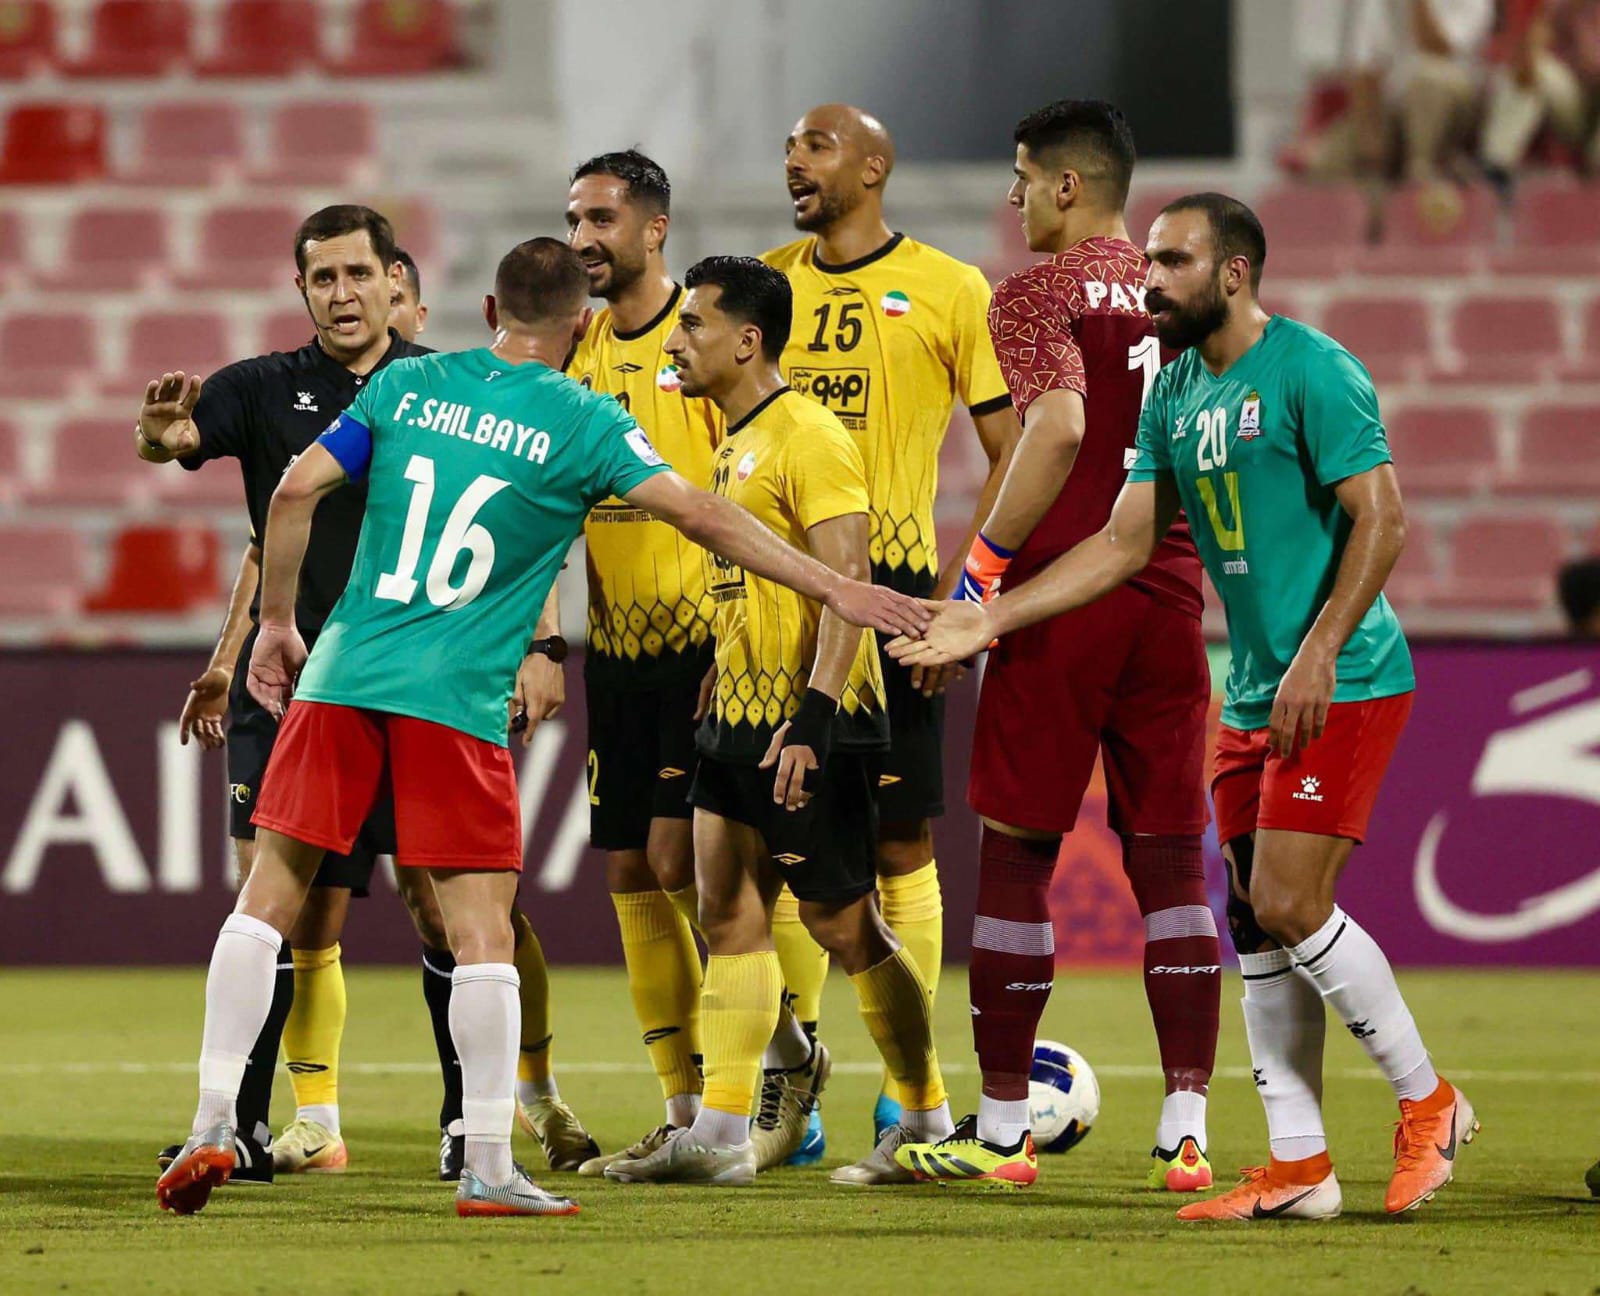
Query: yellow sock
[
  {"left": 511, "top": 908, "right": 554, "bottom": 1086},
  {"left": 877, "top": 860, "right": 943, "bottom": 1103},
  {"left": 701, "top": 951, "right": 783, "bottom": 1116},
  {"left": 612, "top": 891, "right": 704, "bottom": 1100},
  {"left": 772, "top": 885, "right": 828, "bottom": 1027},
  {"left": 284, "top": 944, "right": 345, "bottom": 1112},
  {"left": 666, "top": 882, "right": 701, "bottom": 934},
  {"left": 850, "top": 946, "right": 947, "bottom": 1112}
]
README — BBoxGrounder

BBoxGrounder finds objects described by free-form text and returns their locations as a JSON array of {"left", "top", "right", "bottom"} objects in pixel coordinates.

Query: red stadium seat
[
  {"left": 0, "top": 1, "right": 56, "bottom": 78},
  {"left": 0, "top": 417, "right": 20, "bottom": 505},
  {"left": 126, "top": 100, "right": 246, "bottom": 186},
  {"left": 85, "top": 524, "right": 222, "bottom": 612},
  {"left": 0, "top": 207, "right": 26, "bottom": 283},
  {"left": 0, "top": 525, "right": 87, "bottom": 616},
  {"left": 104, "top": 308, "right": 235, "bottom": 397},
  {"left": 325, "top": 0, "right": 461, "bottom": 76},
  {"left": 171, "top": 201, "right": 300, "bottom": 291},
  {"left": 63, "top": 0, "right": 189, "bottom": 77},
  {"left": 1125, "top": 187, "right": 1194, "bottom": 253},
  {"left": 25, "top": 417, "right": 154, "bottom": 508},
  {"left": 0, "top": 310, "right": 96, "bottom": 399},
  {"left": 195, "top": 0, "right": 318, "bottom": 77},
  {"left": 0, "top": 101, "right": 106, "bottom": 183},
  {"left": 258, "top": 305, "right": 313, "bottom": 354},
  {"left": 153, "top": 456, "right": 245, "bottom": 506},
  {"left": 1492, "top": 185, "right": 1600, "bottom": 276},
  {"left": 1253, "top": 184, "right": 1370, "bottom": 279},
  {"left": 34, "top": 206, "right": 167, "bottom": 293},
  {"left": 1502, "top": 404, "right": 1600, "bottom": 496},
  {"left": 250, "top": 100, "right": 377, "bottom": 187},
  {"left": 1385, "top": 514, "right": 1441, "bottom": 613},
  {"left": 1320, "top": 297, "right": 1432, "bottom": 383},
  {"left": 1358, "top": 183, "right": 1497, "bottom": 276},
  {"left": 1435, "top": 516, "right": 1569, "bottom": 609},
  {"left": 1436, "top": 294, "right": 1564, "bottom": 385},
  {"left": 1387, "top": 405, "right": 1499, "bottom": 495},
  {"left": 63, "top": 0, "right": 191, "bottom": 78}
]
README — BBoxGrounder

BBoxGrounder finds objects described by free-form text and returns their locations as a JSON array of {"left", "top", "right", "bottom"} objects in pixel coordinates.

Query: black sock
[
  {"left": 422, "top": 947, "right": 462, "bottom": 1130},
  {"left": 236, "top": 939, "right": 293, "bottom": 1144}
]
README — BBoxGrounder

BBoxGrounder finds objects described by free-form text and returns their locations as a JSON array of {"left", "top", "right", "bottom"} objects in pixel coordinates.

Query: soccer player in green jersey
[
  {"left": 890, "top": 193, "right": 1479, "bottom": 1222},
  {"left": 156, "top": 238, "right": 928, "bottom": 1221}
]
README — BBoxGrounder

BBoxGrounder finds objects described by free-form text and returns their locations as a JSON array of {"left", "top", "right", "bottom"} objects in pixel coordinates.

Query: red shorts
[
  {"left": 252, "top": 700, "right": 522, "bottom": 870},
  {"left": 969, "top": 582, "right": 1210, "bottom": 835},
  {"left": 1211, "top": 691, "right": 1413, "bottom": 846}
]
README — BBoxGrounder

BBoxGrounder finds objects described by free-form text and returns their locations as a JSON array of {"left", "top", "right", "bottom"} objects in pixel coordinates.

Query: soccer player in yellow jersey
[
  {"left": 761, "top": 104, "right": 1022, "bottom": 1153},
  {"left": 561, "top": 151, "right": 725, "bottom": 1176},
  {"left": 603, "top": 255, "right": 954, "bottom": 1187}
]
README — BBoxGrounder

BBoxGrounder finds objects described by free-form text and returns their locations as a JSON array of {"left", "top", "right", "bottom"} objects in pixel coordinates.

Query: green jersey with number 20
[
  {"left": 293, "top": 349, "right": 670, "bottom": 745},
  {"left": 1128, "top": 316, "right": 1414, "bottom": 731}
]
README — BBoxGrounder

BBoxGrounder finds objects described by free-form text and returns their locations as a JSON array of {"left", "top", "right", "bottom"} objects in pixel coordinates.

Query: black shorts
[
  {"left": 875, "top": 632, "right": 946, "bottom": 822},
  {"left": 585, "top": 663, "right": 703, "bottom": 852},
  {"left": 689, "top": 751, "right": 881, "bottom": 905},
  {"left": 227, "top": 632, "right": 393, "bottom": 896}
]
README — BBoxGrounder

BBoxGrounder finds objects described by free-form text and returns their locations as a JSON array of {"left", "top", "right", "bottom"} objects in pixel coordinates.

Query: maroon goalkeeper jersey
[{"left": 988, "top": 235, "right": 1203, "bottom": 619}]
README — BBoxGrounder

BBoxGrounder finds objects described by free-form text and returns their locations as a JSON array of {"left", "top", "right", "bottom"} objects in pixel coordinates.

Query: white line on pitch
[{"left": 2, "top": 1061, "right": 1596, "bottom": 1082}]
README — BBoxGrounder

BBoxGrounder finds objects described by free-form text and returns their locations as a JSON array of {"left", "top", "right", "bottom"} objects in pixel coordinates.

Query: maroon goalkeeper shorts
[
  {"left": 968, "top": 582, "right": 1209, "bottom": 836},
  {"left": 253, "top": 700, "right": 522, "bottom": 871}
]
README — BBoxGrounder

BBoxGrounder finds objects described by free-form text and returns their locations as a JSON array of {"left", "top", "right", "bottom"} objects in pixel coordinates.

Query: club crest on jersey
[
  {"left": 656, "top": 364, "right": 683, "bottom": 393},
  {"left": 736, "top": 450, "right": 758, "bottom": 482},
  {"left": 879, "top": 290, "right": 911, "bottom": 318},
  {"left": 1239, "top": 390, "right": 1262, "bottom": 440}
]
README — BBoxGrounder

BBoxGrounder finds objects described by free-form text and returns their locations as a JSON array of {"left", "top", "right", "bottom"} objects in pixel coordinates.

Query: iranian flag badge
[
  {"left": 657, "top": 363, "right": 683, "bottom": 393},
  {"left": 880, "top": 290, "right": 911, "bottom": 318}
]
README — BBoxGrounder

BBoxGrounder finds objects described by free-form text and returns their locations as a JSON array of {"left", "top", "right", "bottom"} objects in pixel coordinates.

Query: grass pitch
[{"left": 1, "top": 965, "right": 1595, "bottom": 1295}]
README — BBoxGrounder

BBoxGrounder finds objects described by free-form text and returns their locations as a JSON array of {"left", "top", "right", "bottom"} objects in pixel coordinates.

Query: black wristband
[{"left": 785, "top": 687, "right": 837, "bottom": 775}]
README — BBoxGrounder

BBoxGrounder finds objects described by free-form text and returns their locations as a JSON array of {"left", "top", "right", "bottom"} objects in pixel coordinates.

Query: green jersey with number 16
[
  {"left": 1128, "top": 315, "right": 1414, "bottom": 731},
  {"left": 293, "top": 349, "right": 671, "bottom": 745}
]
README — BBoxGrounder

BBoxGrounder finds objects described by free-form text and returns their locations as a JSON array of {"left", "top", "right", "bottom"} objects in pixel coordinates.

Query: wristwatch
[{"left": 526, "top": 635, "right": 569, "bottom": 664}]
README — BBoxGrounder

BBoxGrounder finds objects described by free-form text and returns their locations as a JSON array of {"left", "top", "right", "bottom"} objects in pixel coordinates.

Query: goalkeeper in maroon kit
[{"left": 897, "top": 101, "right": 1219, "bottom": 1190}]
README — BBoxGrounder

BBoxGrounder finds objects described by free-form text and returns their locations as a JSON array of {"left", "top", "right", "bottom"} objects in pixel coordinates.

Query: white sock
[
  {"left": 297, "top": 1104, "right": 340, "bottom": 1135},
  {"left": 900, "top": 1100, "right": 954, "bottom": 1142},
  {"left": 977, "top": 1094, "right": 1029, "bottom": 1148},
  {"left": 1155, "top": 1089, "right": 1208, "bottom": 1152},
  {"left": 689, "top": 1105, "right": 750, "bottom": 1150},
  {"left": 666, "top": 1092, "right": 701, "bottom": 1128},
  {"left": 194, "top": 912, "right": 284, "bottom": 1136},
  {"left": 515, "top": 1076, "right": 560, "bottom": 1106},
  {"left": 762, "top": 1002, "right": 814, "bottom": 1071},
  {"left": 450, "top": 962, "right": 520, "bottom": 1185},
  {"left": 1238, "top": 949, "right": 1328, "bottom": 1161},
  {"left": 1288, "top": 907, "right": 1438, "bottom": 1103}
]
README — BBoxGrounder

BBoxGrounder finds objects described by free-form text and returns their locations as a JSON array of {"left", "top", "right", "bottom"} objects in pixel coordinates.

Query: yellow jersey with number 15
[
  {"left": 761, "top": 233, "right": 1011, "bottom": 596},
  {"left": 569, "top": 285, "right": 724, "bottom": 688}
]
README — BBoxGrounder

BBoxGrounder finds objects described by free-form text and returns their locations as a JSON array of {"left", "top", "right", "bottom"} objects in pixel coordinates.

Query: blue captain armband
[{"left": 316, "top": 411, "right": 373, "bottom": 481}]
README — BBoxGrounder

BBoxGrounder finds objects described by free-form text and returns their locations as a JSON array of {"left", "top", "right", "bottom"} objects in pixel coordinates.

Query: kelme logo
[{"left": 879, "top": 290, "right": 911, "bottom": 318}]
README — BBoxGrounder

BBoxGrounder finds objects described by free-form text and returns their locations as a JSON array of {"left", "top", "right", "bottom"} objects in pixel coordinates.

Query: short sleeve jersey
[
  {"left": 180, "top": 329, "right": 431, "bottom": 634},
  {"left": 568, "top": 286, "right": 725, "bottom": 688},
  {"left": 1129, "top": 316, "right": 1415, "bottom": 729},
  {"left": 697, "top": 388, "right": 888, "bottom": 764},
  {"left": 294, "top": 349, "right": 671, "bottom": 746},
  {"left": 761, "top": 234, "right": 1012, "bottom": 596},
  {"left": 988, "top": 237, "right": 1203, "bottom": 616}
]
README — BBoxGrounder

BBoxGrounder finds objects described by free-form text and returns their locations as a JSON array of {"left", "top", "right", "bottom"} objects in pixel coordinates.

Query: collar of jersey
[
  {"left": 812, "top": 232, "right": 904, "bottom": 275},
  {"left": 726, "top": 385, "right": 792, "bottom": 436},
  {"left": 1196, "top": 313, "right": 1281, "bottom": 384},
  {"left": 612, "top": 284, "right": 682, "bottom": 342},
  {"left": 310, "top": 327, "right": 410, "bottom": 382}
]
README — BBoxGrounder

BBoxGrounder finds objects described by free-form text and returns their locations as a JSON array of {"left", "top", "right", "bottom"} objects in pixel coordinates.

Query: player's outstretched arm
[
  {"left": 1270, "top": 462, "right": 1406, "bottom": 758},
  {"left": 889, "top": 475, "right": 1179, "bottom": 667},
  {"left": 941, "top": 400, "right": 1025, "bottom": 597},
  {"left": 180, "top": 540, "right": 260, "bottom": 749},
  {"left": 973, "top": 389, "right": 1086, "bottom": 560},
  {"left": 623, "top": 471, "right": 930, "bottom": 639},
  {"left": 247, "top": 444, "right": 347, "bottom": 718},
  {"left": 134, "top": 371, "right": 204, "bottom": 463}
]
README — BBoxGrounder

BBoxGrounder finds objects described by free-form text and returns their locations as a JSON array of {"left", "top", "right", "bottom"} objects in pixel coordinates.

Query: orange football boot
[
  {"left": 1386, "top": 1079, "right": 1478, "bottom": 1214},
  {"left": 1176, "top": 1153, "right": 1341, "bottom": 1221}
]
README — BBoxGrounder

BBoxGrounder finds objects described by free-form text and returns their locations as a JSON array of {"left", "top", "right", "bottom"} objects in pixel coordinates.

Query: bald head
[{"left": 785, "top": 103, "right": 895, "bottom": 232}]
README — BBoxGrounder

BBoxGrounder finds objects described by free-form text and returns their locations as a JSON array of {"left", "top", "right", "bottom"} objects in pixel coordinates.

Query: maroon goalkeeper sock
[
  {"left": 969, "top": 827, "right": 1059, "bottom": 1101},
  {"left": 1121, "top": 834, "right": 1220, "bottom": 1091}
]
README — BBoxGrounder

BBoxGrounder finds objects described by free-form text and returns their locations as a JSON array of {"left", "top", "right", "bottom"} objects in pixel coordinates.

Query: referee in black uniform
[{"left": 136, "top": 206, "right": 427, "bottom": 1179}]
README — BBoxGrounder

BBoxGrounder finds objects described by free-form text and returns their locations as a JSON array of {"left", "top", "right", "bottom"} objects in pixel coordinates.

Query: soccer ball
[{"left": 1028, "top": 1040, "right": 1100, "bottom": 1153}]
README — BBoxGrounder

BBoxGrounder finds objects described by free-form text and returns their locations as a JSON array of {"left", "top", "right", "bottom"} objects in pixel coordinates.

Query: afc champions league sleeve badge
[{"left": 1238, "top": 390, "right": 1262, "bottom": 440}]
